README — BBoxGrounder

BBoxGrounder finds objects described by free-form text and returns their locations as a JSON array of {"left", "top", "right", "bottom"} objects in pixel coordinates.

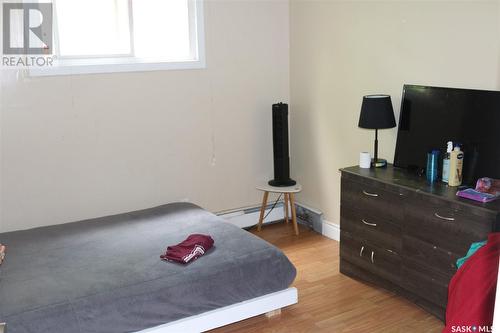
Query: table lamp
[{"left": 358, "top": 95, "right": 396, "bottom": 168}]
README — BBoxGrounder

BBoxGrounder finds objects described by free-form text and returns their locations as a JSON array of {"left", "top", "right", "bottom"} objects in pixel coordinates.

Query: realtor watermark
[
  {"left": 2, "top": 55, "right": 52, "bottom": 66},
  {"left": 2, "top": 2, "right": 54, "bottom": 67}
]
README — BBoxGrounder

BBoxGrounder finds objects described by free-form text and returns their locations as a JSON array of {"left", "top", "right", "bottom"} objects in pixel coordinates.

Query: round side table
[{"left": 256, "top": 183, "right": 302, "bottom": 235}]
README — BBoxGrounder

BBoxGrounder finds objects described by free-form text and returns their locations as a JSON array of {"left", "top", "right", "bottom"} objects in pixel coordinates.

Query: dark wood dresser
[{"left": 339, "top": 165, "right": 500, "bottom": 320}]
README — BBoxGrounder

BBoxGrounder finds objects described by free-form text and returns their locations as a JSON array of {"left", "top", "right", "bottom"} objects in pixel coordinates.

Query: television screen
[{"left": 394, "top": 84, "right": 500, "bottom": 185}]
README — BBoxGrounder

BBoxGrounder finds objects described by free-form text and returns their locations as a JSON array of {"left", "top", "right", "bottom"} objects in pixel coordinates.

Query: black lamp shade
[{"left": 358, "top": 95, "right": 396, "bottom": 129}]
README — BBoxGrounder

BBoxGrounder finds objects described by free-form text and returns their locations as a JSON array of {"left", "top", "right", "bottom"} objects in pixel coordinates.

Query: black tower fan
[{"left": 268, "top": 103, "right": 296, "bottom": 187}]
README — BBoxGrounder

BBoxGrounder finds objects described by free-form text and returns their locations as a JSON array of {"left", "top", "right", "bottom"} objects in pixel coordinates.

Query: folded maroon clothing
[{"left": 160, "top": 234, "right": 214, "bottom": 264}]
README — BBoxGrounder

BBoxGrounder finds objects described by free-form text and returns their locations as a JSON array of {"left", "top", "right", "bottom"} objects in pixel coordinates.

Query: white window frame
[{"left": 30, "top": 0, "right": 206, "bottom": 76}]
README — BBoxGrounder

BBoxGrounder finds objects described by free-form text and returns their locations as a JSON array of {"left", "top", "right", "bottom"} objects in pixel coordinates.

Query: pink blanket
[{"left": 443, "top": 233, "right": 500, "bottom": 333}]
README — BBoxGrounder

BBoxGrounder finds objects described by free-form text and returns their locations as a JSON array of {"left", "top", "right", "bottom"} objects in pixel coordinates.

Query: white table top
[{"left": 256, "top": 183, "right": 302, "bottom": 193}]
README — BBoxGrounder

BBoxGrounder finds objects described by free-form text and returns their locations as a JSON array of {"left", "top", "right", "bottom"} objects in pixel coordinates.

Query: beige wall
[
  {"left": 3, "top": 0, "right": 500, "bottom": 232},
  {"left": 0, "top": 0, "right": 290, "bottom": 232},
  {"left": 290, "top": 0, "right": 500, "bottom": 225}
]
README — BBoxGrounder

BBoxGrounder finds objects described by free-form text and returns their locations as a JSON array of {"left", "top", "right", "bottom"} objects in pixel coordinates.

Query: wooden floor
[{"left": 210, "top": 222, "right": 444, "bottom": 333}]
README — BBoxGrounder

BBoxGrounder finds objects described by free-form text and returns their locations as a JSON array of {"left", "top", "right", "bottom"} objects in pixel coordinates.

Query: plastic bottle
[
  {"left": 448, "top": 146, "right": 464, "bottom": 187},
  {"left": 427, "top": 149, "right": 440, "bottom": 183},
  {"left": 442, "top": 141, "right": 453, "bottom": 183}
]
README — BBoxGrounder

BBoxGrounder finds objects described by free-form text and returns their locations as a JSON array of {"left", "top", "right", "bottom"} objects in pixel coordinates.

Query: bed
[{"left": 0, "top": 202, "right": 297, "bottom": 333}]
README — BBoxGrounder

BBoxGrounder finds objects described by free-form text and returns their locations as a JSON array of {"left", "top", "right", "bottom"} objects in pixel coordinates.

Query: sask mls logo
[
  {"left": 451, "top": 325, "right": 493, "bottom": 332},
  {"left": 3, "top": 2, "right": 53, "bottom": 55}
]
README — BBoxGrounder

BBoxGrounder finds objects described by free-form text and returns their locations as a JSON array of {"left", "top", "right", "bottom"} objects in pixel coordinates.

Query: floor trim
[{"left": 322, "top": 220, "right": 340, "bottom": 241}]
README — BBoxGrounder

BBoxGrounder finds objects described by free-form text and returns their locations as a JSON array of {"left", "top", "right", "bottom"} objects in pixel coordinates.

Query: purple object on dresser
[{"left": 457, "top": 188, "right": 500, "bottom": 203}]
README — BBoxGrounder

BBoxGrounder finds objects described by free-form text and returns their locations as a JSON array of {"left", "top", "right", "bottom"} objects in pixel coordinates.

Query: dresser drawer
[
  {"left": 341, "top": 177, "right": 404, "bottom": 223},
  {"left": 404, "top": 197, "right": 494, "bottom": 254},
  {"left": 340, "top": 231, "right": 401, "bottom": 284},
  {"left": 341, "top": 205, "right": 401, "bottom": 253},
  {"left": 402, "top": 264, "right": 449, "bottom": 307},
  {"left": 403, "top": 235, "right": 459, "bottom": 278}
]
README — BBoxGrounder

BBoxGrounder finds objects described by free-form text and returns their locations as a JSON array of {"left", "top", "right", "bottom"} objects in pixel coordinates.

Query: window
[
  {"left": 56, "top": 0, "right": 131, "bottom": 57},
  {"left": 32, "top": 0, "right": 205, "bottom": 76}
]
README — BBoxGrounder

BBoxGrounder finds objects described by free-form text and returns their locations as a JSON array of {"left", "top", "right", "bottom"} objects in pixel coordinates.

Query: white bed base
[{"left": 137, "top": 287, "right": 298, "bottom": 333}]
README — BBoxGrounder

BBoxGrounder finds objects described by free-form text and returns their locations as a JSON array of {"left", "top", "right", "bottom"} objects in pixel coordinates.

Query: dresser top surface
[{"left": 340, "top": 165, "right": 500, "bottom": 213}]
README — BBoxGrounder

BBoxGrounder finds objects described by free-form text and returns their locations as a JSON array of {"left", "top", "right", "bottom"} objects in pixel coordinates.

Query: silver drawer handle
[
  {"left": 362, "top": 219, "right": 377, "bottom": 227},
  {"left": 362, "top": 190, "right": 379, "bottom": 197},
  {"left": 434, "top": 212, "right": 455, "bottom": 221},
  {"left": 371, "top": 251, "right": 375, "bottom": 264},
  {"left": 359, "top": 246, "right": 365, "bottom": 257}
]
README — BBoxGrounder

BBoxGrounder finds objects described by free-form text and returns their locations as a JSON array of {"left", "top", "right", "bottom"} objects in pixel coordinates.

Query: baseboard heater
[
  {"left": 218, "top": 202, "right": 324, "bottom": 234},
  {"left": 218, "top": 203, "right": 285, "bottom": 229}
]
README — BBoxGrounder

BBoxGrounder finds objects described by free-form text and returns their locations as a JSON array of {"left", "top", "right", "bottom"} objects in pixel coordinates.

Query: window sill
[{"left": 28, "top": 58, "right": 206, "bottom": 77}]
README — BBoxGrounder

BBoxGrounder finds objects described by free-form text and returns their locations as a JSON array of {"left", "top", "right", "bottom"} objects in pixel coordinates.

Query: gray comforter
[{"left": 0, "top": 203, "right": 296, "bottom": 333}]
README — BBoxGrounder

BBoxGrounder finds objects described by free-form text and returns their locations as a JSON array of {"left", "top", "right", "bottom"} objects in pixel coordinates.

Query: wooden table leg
[
  {"left": 289, "top": 193, "right": 299, "bottom": 235},
  {"left": 257, "top": 191, "right": 269, "bottom": 231},
  {"left": 284, "top": 193, "right": 289, "bottom": 224}
]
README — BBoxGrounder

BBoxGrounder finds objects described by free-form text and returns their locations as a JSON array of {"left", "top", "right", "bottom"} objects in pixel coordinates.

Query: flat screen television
[{"left": 394, "top": 84, "right": 500, "bottom": 185}]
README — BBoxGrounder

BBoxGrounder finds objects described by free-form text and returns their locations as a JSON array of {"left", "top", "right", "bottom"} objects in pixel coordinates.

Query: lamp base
[
  {"left": 268, "top": 179, "right": 297, "bottom": 187},
  {"left": 371, "top": 158, "right": 387, "bottom": 168}
]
